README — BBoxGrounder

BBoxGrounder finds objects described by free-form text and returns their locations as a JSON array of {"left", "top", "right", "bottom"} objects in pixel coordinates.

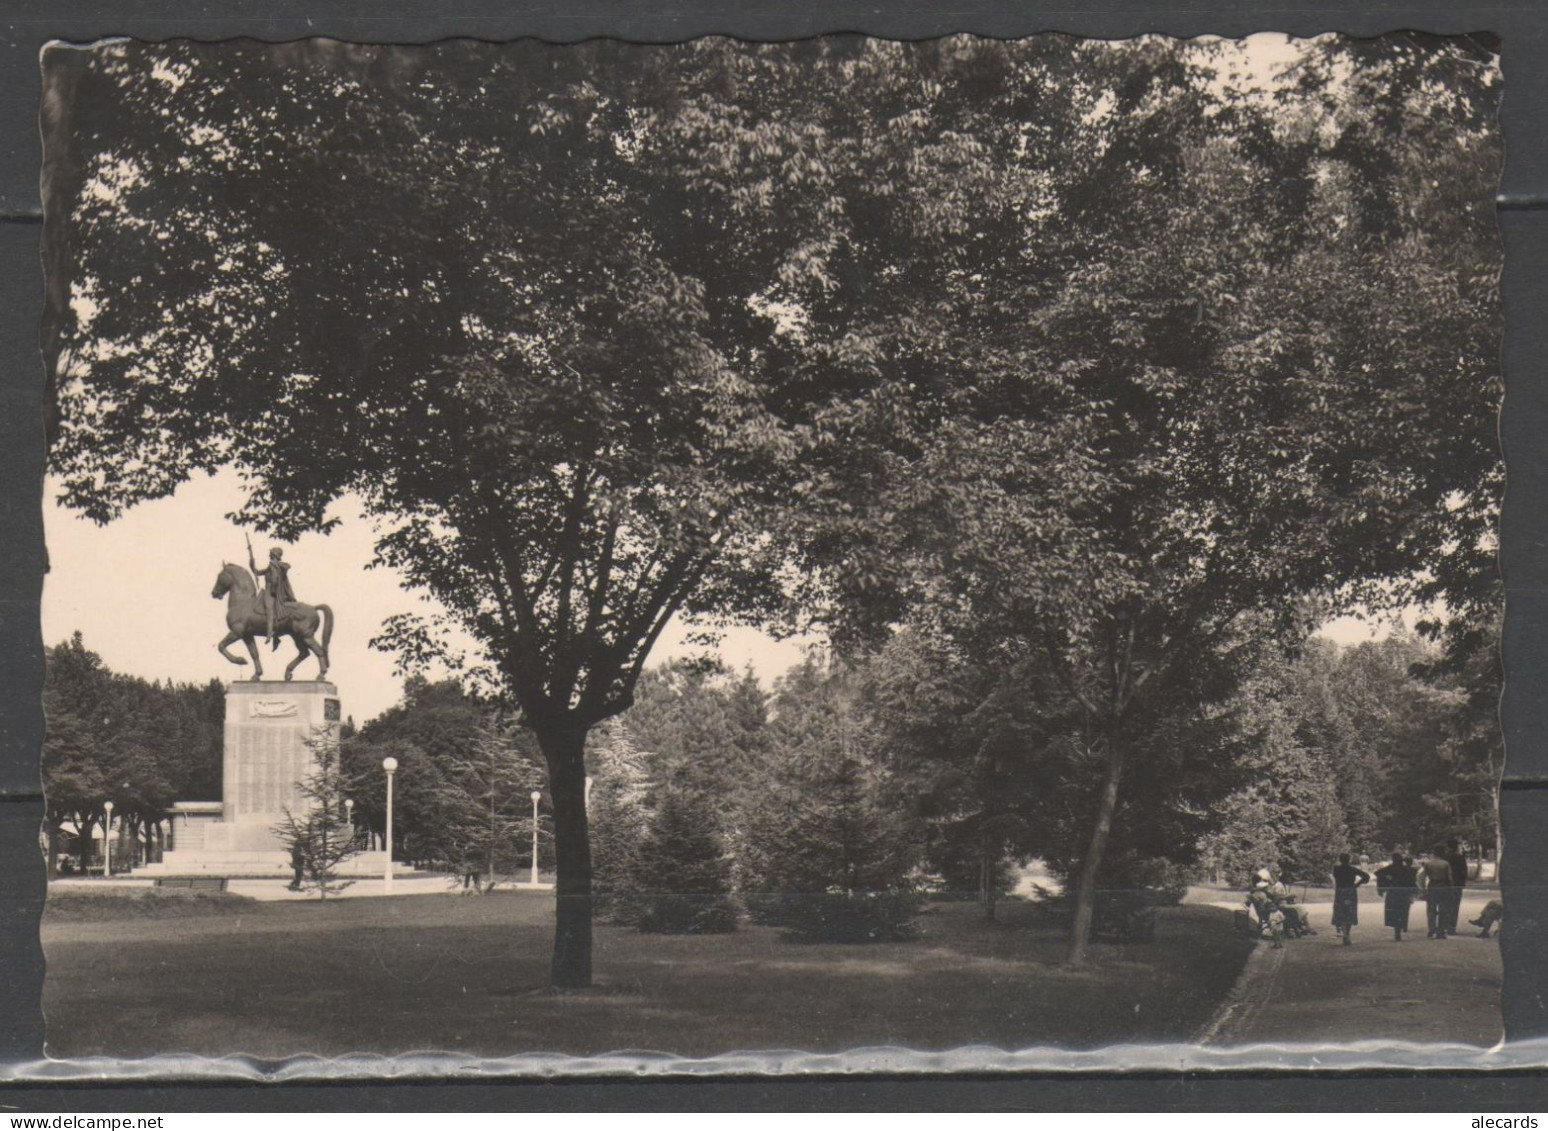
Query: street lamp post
[
  {"left": 102, "top": 801, "right": 114, "bottom": 878},
  {"left": 382, "top": 758, "right": 398, "bottom": 894},
  {"left": 344, "top": 798, "right": 354, "bottom": 843},
  {"left": 530, "top": 791, "right": 542, "bottom": 887}
]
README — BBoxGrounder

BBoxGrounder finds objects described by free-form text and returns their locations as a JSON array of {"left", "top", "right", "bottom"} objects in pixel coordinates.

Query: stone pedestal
[
  {"left": 213, "top": 680, "right": 340, "bottom": 852},
  {"left": 140, "top": 681, "right": 346, "bottom": 877}
]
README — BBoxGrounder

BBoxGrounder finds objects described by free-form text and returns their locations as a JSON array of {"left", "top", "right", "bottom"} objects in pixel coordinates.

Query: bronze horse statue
[{"left": 212, "top": 562, "right": 334, "bottom": 681}]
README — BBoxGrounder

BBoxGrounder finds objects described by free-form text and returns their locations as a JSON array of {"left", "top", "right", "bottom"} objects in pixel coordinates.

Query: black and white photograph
[{"left": 33, "top": 30, "right": 1505, "bottom": 1066}]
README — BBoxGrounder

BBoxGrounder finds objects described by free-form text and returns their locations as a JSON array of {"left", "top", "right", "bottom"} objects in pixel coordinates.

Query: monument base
[{"left": 131, "top": 680, "right": 383, "bottom": 879}]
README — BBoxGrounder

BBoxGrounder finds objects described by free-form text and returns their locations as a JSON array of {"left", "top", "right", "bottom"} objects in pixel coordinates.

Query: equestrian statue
[{"left": 211, "top": 537, "right": 333, "bottom": 681}]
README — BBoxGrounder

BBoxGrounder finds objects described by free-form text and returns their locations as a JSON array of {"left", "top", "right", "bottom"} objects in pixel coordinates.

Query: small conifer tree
[
  {"left": 736, "top": 657, "right": 924, "bottom": 942},
  {"left": 274, "top": 728, "right": 363, "bottom": 900},
  {"left": 588, "top": 722, "right": 652, "bottom": 924},
  {"left": 634, "top": 786, "right": 739, "bottom": 934},
  {"left": 740, "top": 752, "right": 922, "bottom": 942},
  {"left": 433, "top": 721, "right": 546, "bottom": 891}
]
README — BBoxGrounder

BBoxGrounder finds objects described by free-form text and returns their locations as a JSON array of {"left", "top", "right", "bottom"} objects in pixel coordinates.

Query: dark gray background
[{"left": 3, "top": 0, "right": 1546, "bottom": 1111}]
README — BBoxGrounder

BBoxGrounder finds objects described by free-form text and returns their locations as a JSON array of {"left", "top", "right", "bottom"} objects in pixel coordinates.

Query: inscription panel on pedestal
[
  {"left": 250, "top": 699, "right": 300, "bottom": 718},
  {"left": 224, "top": 683, "right": 339, "bottom": 822},
  {"left": 233, "top": 722, "right": 308, "bottom": 816}
]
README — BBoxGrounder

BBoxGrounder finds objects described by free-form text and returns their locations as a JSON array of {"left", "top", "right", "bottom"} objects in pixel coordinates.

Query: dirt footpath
[{"left": 1197, "top": 887, "right": 1503, "bottom": 1047}]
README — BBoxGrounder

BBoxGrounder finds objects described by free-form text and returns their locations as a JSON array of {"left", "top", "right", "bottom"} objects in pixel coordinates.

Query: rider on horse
[
  {"left": 250, "top": 543, "right": 297, "bottom": 652},
  {"left": 213, "top": 554, "right": 332, "bottom": 683}
]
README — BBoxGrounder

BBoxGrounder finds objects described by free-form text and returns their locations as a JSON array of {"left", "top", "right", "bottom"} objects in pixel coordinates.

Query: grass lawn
[
  {"left": 44, "top": 886, "right": 260, "bottom": 921},
  {"left": 43, "top": 891, "right": 1253, "bottom": 1059}
]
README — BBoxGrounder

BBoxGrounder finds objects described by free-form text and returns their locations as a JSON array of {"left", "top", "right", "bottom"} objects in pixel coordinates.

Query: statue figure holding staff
[{"left": 248, "top": 535, "right": 297, "bottom": 652}]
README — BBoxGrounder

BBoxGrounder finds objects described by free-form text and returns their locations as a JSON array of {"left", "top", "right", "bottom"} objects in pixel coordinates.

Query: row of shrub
[
  {"left": 591, "top": 778, "right": 923, "bottom": 943},
  {"left": 602, "top": 885, "right": 923, "bottom": 944}
]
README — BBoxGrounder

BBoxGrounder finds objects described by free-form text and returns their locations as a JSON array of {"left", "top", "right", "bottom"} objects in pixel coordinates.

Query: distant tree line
[
  {"left": 1199, "top": 629, "right": 1501, "bottom": 885},
  {"left": 338, "top": 676, "right": 548, "bottom": 885},
  {"left": 42, "top": 632, "right": 223, "bottom": 874},
  {"left": 44, "top": 608, "right": 1499, "bottom": 936},
  {"left": 584, "top": 629, "right": 1500, "bottom": 940}
]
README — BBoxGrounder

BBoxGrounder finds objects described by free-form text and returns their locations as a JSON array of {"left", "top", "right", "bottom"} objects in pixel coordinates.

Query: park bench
[{"left": 154, "top": 877, "right": 229, "bottom": 892}]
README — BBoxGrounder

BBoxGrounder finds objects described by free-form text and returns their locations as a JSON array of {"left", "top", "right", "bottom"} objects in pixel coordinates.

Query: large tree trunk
[
  {"left": 1065, "top": 733, "right": 1126, "bottom": 967},
  {"left": 46, "top": 818, "right": 62, "bottom": 879},
  {"left": 537, "top": 722, "right": 593, "bottom": 990},
  {"left": 486, "top": 775, "right": 497, "bottom": 895},
  {"left": 1494, "top": 777, "right": 1504, "bottom": 884},
  {"left": 77, "top": 815, "right": 96, "bottom": 872}
]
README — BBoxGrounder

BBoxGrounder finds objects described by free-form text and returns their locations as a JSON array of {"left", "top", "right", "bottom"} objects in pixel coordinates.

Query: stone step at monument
[
  {"left": 136, "top": 850, "right": 425, "bottom": 878},
  {"left": 138, "top": 856, "right": 287, "bottom": 873}
]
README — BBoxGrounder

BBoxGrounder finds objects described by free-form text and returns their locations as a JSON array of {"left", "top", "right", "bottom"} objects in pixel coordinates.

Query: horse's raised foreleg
[
  {"left": 242, "top": 634, "right": 265, "bottom": 681},
  {"left": 216, "top": 630, "right": 248, "bottom": 668}
]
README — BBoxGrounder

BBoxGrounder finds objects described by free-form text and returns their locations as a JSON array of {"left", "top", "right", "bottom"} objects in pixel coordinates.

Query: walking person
[
  {"left": 1444, "top": 839, "right": 1469, "bottom": 936},
  {"left": 1415, "top": 846, "right": 1455, "bottom": 939},
  {"left": 1331, "top": 853, "right": 1371, "bottom": 945},
  {"left": 1375, "top": 851, "right": 1418, "bottom": 941}
]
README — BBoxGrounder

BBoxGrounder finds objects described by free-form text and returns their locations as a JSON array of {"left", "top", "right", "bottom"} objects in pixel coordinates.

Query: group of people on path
[
  {"left": 1247, "top": 840, "right": 1501, "bottom": 948},
  {"left": 1332, "top": 842, "right": 1479, "bottom": 944}
]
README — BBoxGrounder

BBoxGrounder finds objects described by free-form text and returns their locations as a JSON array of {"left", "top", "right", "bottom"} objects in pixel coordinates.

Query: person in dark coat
[
  {"left": 1374, "top": 851, "right": 1418, "bottom": 941},
  {"left": 1331, "top": 853, "right": 1371, "bottom": 945},
  {"left": 1415, "top": 847, "right": 1455, "bottom": 938},
  {"left": 1444, "top": 839, "right": 1470, "bottom": 936}
]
